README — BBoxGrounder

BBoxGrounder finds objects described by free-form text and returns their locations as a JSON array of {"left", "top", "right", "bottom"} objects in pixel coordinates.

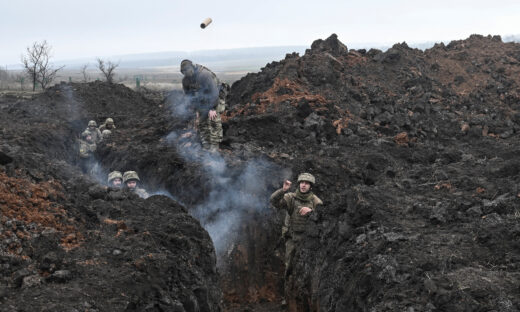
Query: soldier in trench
[
  {"left": 270, "top": 173, "right": 323, "bottom": 304},
  {"left": 123, "top": 171, "right": 149, "bottom": 199},
  {"left": 180, "top": 59, "right": 228, "bottom": 152},
  {"left": 107, "top": 171, "right": 123, "bottom": 188},
  {"left": 99, "top": 117, "right": 116, "bottom": 132},
  {"left": 85, "top": 120, "right": 103, "bottom": 144},
  {"left": 78, "top": 130, "right": 97, "bottom": 174}
]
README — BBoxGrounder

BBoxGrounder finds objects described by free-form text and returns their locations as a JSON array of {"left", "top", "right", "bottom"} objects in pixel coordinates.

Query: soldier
[
  {"left": 270, "top": 173, "right": 322, "bottom": 304},
  {"left": 107, "top": 171, "right": 123, "bottom": 188},
  {"left": 99, "top": 118, "right": 116, "bottom": 132},
  {"left": 101, "top": 129, "right": 112, "bottom": 140},
  {"left": 85, "top": 120, "right": 102, "bottom": 143},
  {"left": 78, "top": 130, "right": 97, "bottom": 174},
  {"left": 123, "top": 171, "right": 149, "bottom": 199},
  {"left": 180, "top": 59, "right": 227, "bottom": 152}
]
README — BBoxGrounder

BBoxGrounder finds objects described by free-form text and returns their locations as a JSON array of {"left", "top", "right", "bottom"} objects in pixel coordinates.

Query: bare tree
[
  {"left": 21, "top": 40, "right": 64, "bottom": 91},
  {"left": 80, "top": 63, "right": 90, "bottom": 82},
  {"left": 96, "top": 58, "right": 119, "bottom": 83}
]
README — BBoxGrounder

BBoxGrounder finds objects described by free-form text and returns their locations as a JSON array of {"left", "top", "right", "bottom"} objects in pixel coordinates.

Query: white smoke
[
  {"left": 150, "top": 189, "right": 183, "bottom": 204},
  {"left": 166, "top": 91, "right": 286, "bottom": 255},
  {"left": 168, "top": 91, "right": 194, "bottom": 121}
]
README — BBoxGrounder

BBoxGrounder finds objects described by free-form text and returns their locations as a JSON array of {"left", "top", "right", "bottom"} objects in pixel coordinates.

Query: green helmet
[
  {"left": 102, "top": 129, "right": 112, "bottom": 138},
  {"left": 123, "top": 171, "right": 140, "bottom": 183},
  {"left": 297, "top": 173, "right": 315, "bottom": 184},
  {"left": 108, "top": 171, "right": 122, "bottom": 183},
  {"left": 105, "top": 118, "right": 114, "bottom": 125},
  {"left": 88, "top": 120, "right": 97, "bottom": 127},
  {"left": 81, "top": 130, "right": 92, "bottom": 139}
]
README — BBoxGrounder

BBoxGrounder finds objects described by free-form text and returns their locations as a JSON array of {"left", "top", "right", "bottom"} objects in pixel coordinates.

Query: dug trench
[{"left": 1, "top": 33, "right": 520, "bottom": 312}]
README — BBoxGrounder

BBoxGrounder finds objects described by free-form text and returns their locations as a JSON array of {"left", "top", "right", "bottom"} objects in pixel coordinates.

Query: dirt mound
[
  {"left": 2, "top": 33, "right": 520, "bottom": 312},
  {"left": 0, "top": 83, "right": 221, "bottom": 311},
  {"left": 223, "top": 34, "right": 520, "bottom": 311}
]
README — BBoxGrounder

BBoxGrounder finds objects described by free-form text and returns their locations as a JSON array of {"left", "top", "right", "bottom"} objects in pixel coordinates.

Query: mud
[{"left": 1, "top": 33, "right": 520, "bottom": 312}]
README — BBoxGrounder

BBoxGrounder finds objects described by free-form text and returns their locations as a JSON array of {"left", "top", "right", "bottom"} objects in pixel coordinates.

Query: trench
[
  {"left": 96, "top": 147, "right": 289, "bottom": 310},
  {"left": 61, "top": 127, "right": 289, "bottom": 310},
  {"left": 7, "top": 84, "right": 296, "bottom": 311}
]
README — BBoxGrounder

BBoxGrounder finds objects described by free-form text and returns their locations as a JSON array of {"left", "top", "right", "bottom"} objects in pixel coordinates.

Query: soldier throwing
[
  {"left": 270, "top": 173, "right": 323, "bottom": 305},
  {"left": 123, "top": 171, "right": 149, "bottom": 199},
  {"left": 180, "top": 59, "right": 227, "bottom": 152}
]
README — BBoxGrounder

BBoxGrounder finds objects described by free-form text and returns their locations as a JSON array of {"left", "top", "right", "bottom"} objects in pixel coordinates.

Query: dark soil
[
  {"left": 224, "top": 33, "right": 520, "bottom": 312},
  {"left": 1, "top": 33, "right": 520, "bottom": 312},
  {"left": 0, "top": 82, "right": 221, "bottom": 312}
]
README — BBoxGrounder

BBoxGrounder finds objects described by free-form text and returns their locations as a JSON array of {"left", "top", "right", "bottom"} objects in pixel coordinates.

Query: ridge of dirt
[
  {"left": 0, "top": 83, "right": 222, "bottom": 312},
  {"left": 222, "top": 33, "right": 520, "bottom": 311},
  {"left": 1, "top": 33, "right": 520, "bottom": 312}
]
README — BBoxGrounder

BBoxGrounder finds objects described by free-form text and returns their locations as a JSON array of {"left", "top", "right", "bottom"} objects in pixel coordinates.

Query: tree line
[{"left": 4, "top": 40, "right": 121, "bottom": 91}]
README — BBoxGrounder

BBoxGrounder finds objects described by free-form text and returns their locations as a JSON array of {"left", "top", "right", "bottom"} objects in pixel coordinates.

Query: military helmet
[
  {"left": 102, "top": 129, "right": 112, "bottom": 138},
  {"left": 108, "top": 171, "right": 123, "bottom": 183},
  {"left": 123, "top": 171, "right": 140, "bottom": 183},
  {"left": 81, "top": 130, "right": 92, "bottom": 139},
  {"left": 105, "top": 118, "right": 114, "bottom": 125},
  {"left": 88, "top": 120, "right": 97, "bottom": 127},
  {"left": 297, "top": 173, "right": 315, "bottom": 185},
  {"left": 180, "top": 59, "right": 193, "bottom": 72}
]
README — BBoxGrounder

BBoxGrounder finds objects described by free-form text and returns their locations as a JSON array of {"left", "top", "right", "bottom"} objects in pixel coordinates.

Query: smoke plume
[{"left": 167, "top": 92, "right": 286, "bottom": 255}]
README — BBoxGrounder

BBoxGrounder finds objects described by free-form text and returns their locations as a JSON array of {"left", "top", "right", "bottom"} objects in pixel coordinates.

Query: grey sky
[{"left": 1, "top": 0, "right": 519, "bottom": 65}]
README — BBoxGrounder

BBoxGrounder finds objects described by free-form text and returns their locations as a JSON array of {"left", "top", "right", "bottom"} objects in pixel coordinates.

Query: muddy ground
[{"left": 1, "top": 34, "right": 520, "bottom": 312}]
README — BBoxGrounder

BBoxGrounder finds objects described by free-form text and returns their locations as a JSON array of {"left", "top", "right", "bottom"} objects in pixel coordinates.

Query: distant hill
[
  {"left": 51, "top": 46, "right": 308, "bottom": 72},
  {"left": 7, "top": 34, "right": 519, "bottom": 72}
]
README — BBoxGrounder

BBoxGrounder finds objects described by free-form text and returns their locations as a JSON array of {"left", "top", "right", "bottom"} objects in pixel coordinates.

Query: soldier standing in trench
[
  {"left": 123, "top": 171, "right": 149, "bottom": 199},
  {"left": 180, "top": 59, "right": 227, "bottom": 152},
  {"left": 270, "top": 173, "right": 323, "bottom": 305},
  {"left": 85, "top": 120, "right": 102, "bottom": 144},
  {"left": 99, "top": 117, "right": 116, "bottom": 132},
  {"left": 107, "top": 171, "right": 123, "bottom": 188},
  {"left": 78, "top": 130, "right": 97, "bottom": 174}
]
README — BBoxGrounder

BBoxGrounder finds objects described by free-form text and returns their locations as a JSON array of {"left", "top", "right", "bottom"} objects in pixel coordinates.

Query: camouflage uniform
[
  {"left": 270, "top": 173, "right": 322, "bottom": 281},
  {"left": 99, "top": 118, "right": 116, "bottom": 132},
  {"left": 122, "top": 171, "right": 150, "bottom": 199},
  {"left": 85, "top": 120, "right": 102, "bottom": 144},
  {"left": 181, "top": 60, "right": 227, "bottom": 150},
  {"left": 78, "top": 131, "right": 97, "bottom": 174}
]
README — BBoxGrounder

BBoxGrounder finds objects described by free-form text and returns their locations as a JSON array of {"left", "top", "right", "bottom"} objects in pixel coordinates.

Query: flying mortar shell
[{"left": 200, "top": 18, "right": 212, "bottom": 29}]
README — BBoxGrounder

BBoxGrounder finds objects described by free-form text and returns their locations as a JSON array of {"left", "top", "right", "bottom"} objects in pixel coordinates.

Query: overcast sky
[{"left": 1, "top": 0, "right": 519, "bottom": 65}]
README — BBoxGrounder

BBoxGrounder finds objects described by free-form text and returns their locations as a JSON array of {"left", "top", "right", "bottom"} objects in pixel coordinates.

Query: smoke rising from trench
[{"left": 166, "top": 92, "right": 288, "bottom": 254}]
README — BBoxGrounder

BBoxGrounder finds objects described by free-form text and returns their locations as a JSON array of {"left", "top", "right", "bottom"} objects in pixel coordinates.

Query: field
[{"left": 0, "top": 66, "right": 250, "bottom": 94}]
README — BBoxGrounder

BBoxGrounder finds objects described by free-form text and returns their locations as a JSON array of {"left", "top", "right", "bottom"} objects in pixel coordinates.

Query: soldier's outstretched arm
[{"left": 269, "top": 180, "right": 291, "bottom": 210}]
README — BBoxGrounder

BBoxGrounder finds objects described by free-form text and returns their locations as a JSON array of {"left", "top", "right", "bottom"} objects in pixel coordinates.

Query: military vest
[
  {"left": 284, "top": 192, "right": 322, "bottom": 233},
  {"left": 79, "top": 141, "right": 96, "bottom": 158}
]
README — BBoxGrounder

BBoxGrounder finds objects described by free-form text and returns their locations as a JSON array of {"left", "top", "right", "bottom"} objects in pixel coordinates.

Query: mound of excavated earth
[
  {"left": 223, "top": 34, "right": 520, "bottom": 311},
  {"left": 1, "top": 33, "right": 520, "bottom": 312},
  {"left": 0, "top": 82, "right": 221, "bottom": 312}
]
